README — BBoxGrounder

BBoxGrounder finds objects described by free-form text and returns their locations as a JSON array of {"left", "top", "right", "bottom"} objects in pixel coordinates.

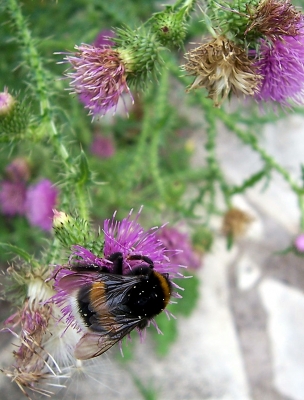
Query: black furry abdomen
[
  {"left": 122, "top": 271, "right": 167, "bottom": 320},
  {"left": 77, "top": 285, "right": 95, "bottom": 328}
]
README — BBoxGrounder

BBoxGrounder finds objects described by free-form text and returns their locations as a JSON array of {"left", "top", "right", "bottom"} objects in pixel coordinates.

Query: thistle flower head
[
  {"left": 0, "top": 180, "right": 27, "bottom": 216},
  {"left": 5, "top": 157, "right": 31, "bottom": 183},
  {"left": 184, "top": 36, "right": 261, "bottom": 106},
  {"left": 25, "top": 179, "right": 58, "bottom": 231},
  {"left": 294, "top": 233, "right": 304, "bottom": 253},
  {"left": 90, "top": 133, "right": 115, "bottom": 158},
  {"left": 102, "top": 208, "right": 183, "bottom": 276},
  {"left": 93, "top": 29, "right": 115, "bottom": 48},
  {"left": 156, "top": 226, "right": 201, "bottom": 270},
  {"left": 245, "top": 0, "right": 303, "bottom": 39},
  {"left": 63, "top": 44, "right": 133, "bottom": 117},
  {"left": 52, "top": 208, "right": 184, "bottom": 358},
  {"left": 222, "top": 207, "right": 254, "bottom": 238},
  {"left": 1, "top": 276, "right": 75, "bottom": 398},
  {"left": 254, "top": 33, "right": 304, "bottom": 105}
]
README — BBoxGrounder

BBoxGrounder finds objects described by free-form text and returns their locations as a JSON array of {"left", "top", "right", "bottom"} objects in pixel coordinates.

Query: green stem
[
  {"left": 75, "top": 185, "right": 90, "bottom": 222},
  {"left": 6, "top": 0, "right": 70, "bottom": 164},
  {"left": 6, "top": 0, "right": 90, "bottom": 222},
  {"left": 143, "top": 0, "right": 197, "bottom": 27},
  {"left": 299, "top": 195, "right": 304, "bottom": 231},
  {"left": 149, "top": 69, "right": 169, "bottom": 199},
  {"left": 124, "top": 99, "right": 152, "bottom": 190},
  {"left": 172, "top": 0, "right": 197, "bottom": 13},
  {"left": 216, "top": 108, "right": 302, "bottom": 193},
  {"left": 6, "top": 0, "right": 52, "bottom": 130}
]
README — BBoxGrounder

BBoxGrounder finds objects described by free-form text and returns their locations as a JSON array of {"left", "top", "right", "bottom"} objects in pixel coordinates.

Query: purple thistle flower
[
  {"left": 93, "top": 29, "right": 115, "bottom": 48},
  {"left": 157, "top": 226, "right": 202, "bottom": 270},
  {"left": 254, "top": 33, "right": 304, "bottom": 105},
  {"left": 25, "top": 179, "right": 58, "bottom": 231},
  {"left": 5, "top": 157, "right": 30, "bottom": 183},
  {"left": 63, "top": 44, "right": 133, "bottom": 116},
  {"left": 0, "top": 158, "right": 30, "bottom": 216},
  {"left": 0, "top": 181, "right": 27, "bottom": 216},
  {"left": 294, "top": 233, "right": 304, "bottom": 252},
  {"left": 52, "top": 208, "right": 184, "bottom": 359},
  {"left": 102, "top": 208, "right": 182, "bottom": 277},
  {"left": 90, "top": 133, "right": 115, "bottom": 158}
]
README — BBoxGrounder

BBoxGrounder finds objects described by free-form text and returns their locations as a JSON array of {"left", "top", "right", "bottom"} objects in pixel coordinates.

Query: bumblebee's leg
[
  {"left": 71, "top": 263, "right": 108, "bottom": 273},
  {"left": 107, "top": 252, "right": 124, "bottom": 274},
  {"left": 128, "top": 254, "right": 154, "bottom": 268}
]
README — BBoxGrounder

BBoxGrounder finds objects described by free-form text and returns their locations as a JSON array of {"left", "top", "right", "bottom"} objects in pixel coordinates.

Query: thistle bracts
[{"left": 0, "top": 89, "right": 30, "bottom": 140}]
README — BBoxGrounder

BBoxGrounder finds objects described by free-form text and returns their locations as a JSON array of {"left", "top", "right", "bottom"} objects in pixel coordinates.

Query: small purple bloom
[
  {"left": 157, "top": 226, "right": 201, "bottom": 270},
  {"left": 63, "top": 44, "right": 132, "bottom": 116},
  {"left": 103, "top": 208, "right": 182, "bottom": 276},
  {"left": 90, "top": 133, "right": 115, "bottom": 158},
  {"left": 5, "top": 157, "right": 30, "bottom": 182},
  {"left": 25, "top": 179, "right": 58, "bottom": 231},
  {"left": 94, "top": 29, "right": 115, "bottom": 48},
  {"left": 0, "top": 88, "right": 15, "bottom": 116},
  {"left": 254, "top": 33, "right": 304, "bottom": 105},
  {"left": 294, "top": 234, "right": 304, "bottom": 252},
  {"left": 0, "top": 181, "right": 27, "bottom": 216}
]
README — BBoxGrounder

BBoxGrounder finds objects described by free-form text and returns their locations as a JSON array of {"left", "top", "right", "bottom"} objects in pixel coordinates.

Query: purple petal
[
  {"left": 25, "top": 179, "right": 58, "bottom": 231},
  {"left": 0, "top": 181, "right": 27, "bottom": 216}
]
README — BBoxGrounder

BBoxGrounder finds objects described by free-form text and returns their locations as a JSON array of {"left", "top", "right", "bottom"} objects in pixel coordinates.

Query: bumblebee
[{"left": 60, "top": 252, "right": 172, "bottom": 359}]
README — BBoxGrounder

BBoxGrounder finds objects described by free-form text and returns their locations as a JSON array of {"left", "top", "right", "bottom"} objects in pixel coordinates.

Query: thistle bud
[
  {"left": 0, "top": 89, "right": 15, "bottom": 116},
  {"left": 53, "top": 210, "right": 90, "bottom": 248},
  {"left": 0, "top": 89, "right": 30, "bottom": 139},
  {"left": 152, "top": 8, "right": 187, "bottom": 48},
  {"left": 53, "top": 210, "right": 103, "bottom": 254},
  {"left": 210, "top": 0, "right": 259, "bottom": 43},
  {"left": 114, "top": 26, "right": 164, "bottom": 88},
  {"left": 53, "top": 210, "right": 72, "bottom": 229}
]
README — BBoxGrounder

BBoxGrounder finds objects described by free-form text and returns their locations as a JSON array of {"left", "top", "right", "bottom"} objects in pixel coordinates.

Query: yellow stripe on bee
[
  {"left": 89, "top": 281, "right": 120, "bottom": 332},
  {"left": 89, "top": 281, "right": 106, "bottom": 306},
  {"left": 153, "top": 271, "right": 171, "bottom": 306}
]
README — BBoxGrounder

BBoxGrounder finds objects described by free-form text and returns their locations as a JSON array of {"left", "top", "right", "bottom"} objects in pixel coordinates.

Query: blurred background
[{"left": 1, "top": 1, "right": 304, "bottom": 399}]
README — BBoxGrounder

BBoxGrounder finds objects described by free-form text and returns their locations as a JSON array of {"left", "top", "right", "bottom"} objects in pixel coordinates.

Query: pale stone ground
[{"left": 1, "top": 112, "right": 304, "bottom": 400}]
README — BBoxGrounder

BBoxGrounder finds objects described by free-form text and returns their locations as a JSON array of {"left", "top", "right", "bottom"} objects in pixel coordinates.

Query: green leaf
[
  {"left": 132, "top": 376, "right": 158, "bottom": 400},
  {"left": 152, "top": 312, "right": 178, "bottom": 356},
  {"left": 77, "top": 149, "right": 91, "bottom": 186},
  {"left": 174, "top": 273, "right": 200, "bottom": 317},
  {"left": 226, "top": 233, "right": 234, "bottom": 250},
  {"left": 118, "top": 332, "right": 137, "bottom": 363},
  {"left": 0, "top": 243, "right": 40, "bottom": 268}
]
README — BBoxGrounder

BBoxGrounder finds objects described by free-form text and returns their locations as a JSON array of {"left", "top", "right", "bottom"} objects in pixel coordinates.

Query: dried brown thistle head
[{"left": 183, "top": 36, "right": 261, "bottom": 107}]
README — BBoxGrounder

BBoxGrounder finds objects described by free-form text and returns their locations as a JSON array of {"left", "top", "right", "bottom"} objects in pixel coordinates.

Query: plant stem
[{"left": 6, "top": 0, "right": 90, "bottom": 221}]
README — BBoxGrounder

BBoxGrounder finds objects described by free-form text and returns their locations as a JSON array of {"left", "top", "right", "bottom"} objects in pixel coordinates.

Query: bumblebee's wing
[
  {"left": 74, "top": 332, "right": 114, "bottom": 359},
  {"left": 74, "top": 319, "right": 140, "bottom": 360},
  {"left": 73, "top": 273, "right": 145, "bottom": 360}
]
